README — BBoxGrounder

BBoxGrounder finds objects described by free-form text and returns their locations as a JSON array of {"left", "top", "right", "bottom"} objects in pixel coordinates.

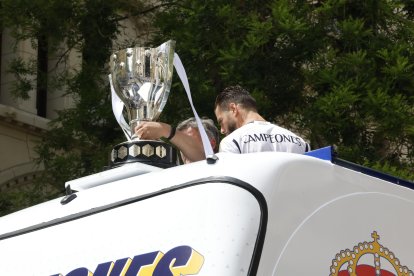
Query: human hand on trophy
[
  {"left": 134, "top": 122, "right": 173, "bottom": 140},
  {"left": 134, "top": 121, "right": 207, "bottom": 164}
]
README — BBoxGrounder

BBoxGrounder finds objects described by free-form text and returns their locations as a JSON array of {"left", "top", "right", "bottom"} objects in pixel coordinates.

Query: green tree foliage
[
  {"left": 302, "top": 0, "right": 414, "bottom": 179},
  {"left": 153, "top": 0, "right": 413, "bottom": 180},
  {"left": 153, "top": 0, "right": 324, "bottom": 122}
]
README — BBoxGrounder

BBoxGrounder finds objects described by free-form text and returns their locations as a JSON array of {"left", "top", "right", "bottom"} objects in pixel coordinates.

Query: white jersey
[{"left": 219, "top": 121, "right": 309, "bottom": 154}]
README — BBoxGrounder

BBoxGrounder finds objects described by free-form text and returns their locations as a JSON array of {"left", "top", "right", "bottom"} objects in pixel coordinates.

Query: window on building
[{"left": 36, "top": 34, "right": 48, "bottom": 118}]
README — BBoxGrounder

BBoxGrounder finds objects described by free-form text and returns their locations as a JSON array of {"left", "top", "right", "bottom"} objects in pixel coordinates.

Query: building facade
[{"left": 0, "top": 29, "right": 77, "bottom": 194}]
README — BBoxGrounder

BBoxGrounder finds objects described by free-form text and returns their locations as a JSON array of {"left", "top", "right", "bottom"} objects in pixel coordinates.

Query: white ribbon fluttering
[
  {"left": 110, "top": 53, "right": 215, "bottom": 159},
  {"left": 173, "top": 53, "right": 214, "bottom": 158},
  {"left": 109, "top": 75, "right": 132, "bottom": 141}
]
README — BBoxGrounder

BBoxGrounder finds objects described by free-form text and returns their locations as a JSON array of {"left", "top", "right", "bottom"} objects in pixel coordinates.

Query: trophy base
[{"left": 110, "top": 140, "right": 179, "bottom": 169}]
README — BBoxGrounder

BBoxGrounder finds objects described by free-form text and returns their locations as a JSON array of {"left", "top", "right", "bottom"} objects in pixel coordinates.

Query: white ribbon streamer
[
  {"left": 173, "top": 53, "right": 215, "bottom": 159},
  {"left": 109, "top": 75, "right": 132, "bottom": 141}
]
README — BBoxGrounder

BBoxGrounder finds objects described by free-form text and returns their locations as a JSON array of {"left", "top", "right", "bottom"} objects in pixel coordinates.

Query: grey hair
[{"left": 177, "top": 117, "right": 220, "bottom": 152}]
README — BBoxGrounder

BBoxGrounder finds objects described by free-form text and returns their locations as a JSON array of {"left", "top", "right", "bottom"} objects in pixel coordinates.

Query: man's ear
[{"left": 229, "top": 103, "right": 237, "bottom": 114}]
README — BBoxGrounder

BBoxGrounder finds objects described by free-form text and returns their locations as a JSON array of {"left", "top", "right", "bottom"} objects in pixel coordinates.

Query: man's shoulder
[
  {"left": 219, "top": 131, "right": 242, "bottom": 153},
  {"left": 224, "top": 122, "right": 277, "bottom": 140},
  {"left": 266, "top": 123, "right": 304, "bottom": 137},
  {"left": 221, "top": 129, "right": 240, "bottom": 144}
]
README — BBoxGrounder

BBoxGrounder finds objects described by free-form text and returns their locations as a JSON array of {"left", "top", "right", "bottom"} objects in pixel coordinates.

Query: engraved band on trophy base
[{"left": 110, "top": 140, "right": 179, "bottom": 168}]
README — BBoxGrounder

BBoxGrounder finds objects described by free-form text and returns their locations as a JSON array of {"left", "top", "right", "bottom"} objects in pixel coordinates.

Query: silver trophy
[{"left": 109, "top": 40, "right": 178, "bottom": 168}]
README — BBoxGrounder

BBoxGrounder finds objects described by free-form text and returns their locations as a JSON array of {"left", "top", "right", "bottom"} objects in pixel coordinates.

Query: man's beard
[{"left": 227, "top": 120, "right": 237, "bottom": 135}]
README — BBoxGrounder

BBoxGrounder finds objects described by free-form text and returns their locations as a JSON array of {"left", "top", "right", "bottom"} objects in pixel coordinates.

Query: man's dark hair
[{"left": 214, "top": 85, "right": 257, "bottom": 111}]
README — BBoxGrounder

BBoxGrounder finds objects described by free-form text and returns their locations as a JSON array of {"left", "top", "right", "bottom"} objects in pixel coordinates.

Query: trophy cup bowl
[{"left": 109, "top": 40, "right": 179, "bottom": 168}]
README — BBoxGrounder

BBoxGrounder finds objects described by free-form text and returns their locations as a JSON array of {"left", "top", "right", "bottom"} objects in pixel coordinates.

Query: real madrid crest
[{"left": 330, "top": 231, "right": 413, "bottom": 276}]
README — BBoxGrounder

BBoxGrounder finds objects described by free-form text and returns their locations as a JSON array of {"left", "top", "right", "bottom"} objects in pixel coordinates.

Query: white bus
[{"left": 0, "top": 146, "right": 413, "bottom": 275}]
